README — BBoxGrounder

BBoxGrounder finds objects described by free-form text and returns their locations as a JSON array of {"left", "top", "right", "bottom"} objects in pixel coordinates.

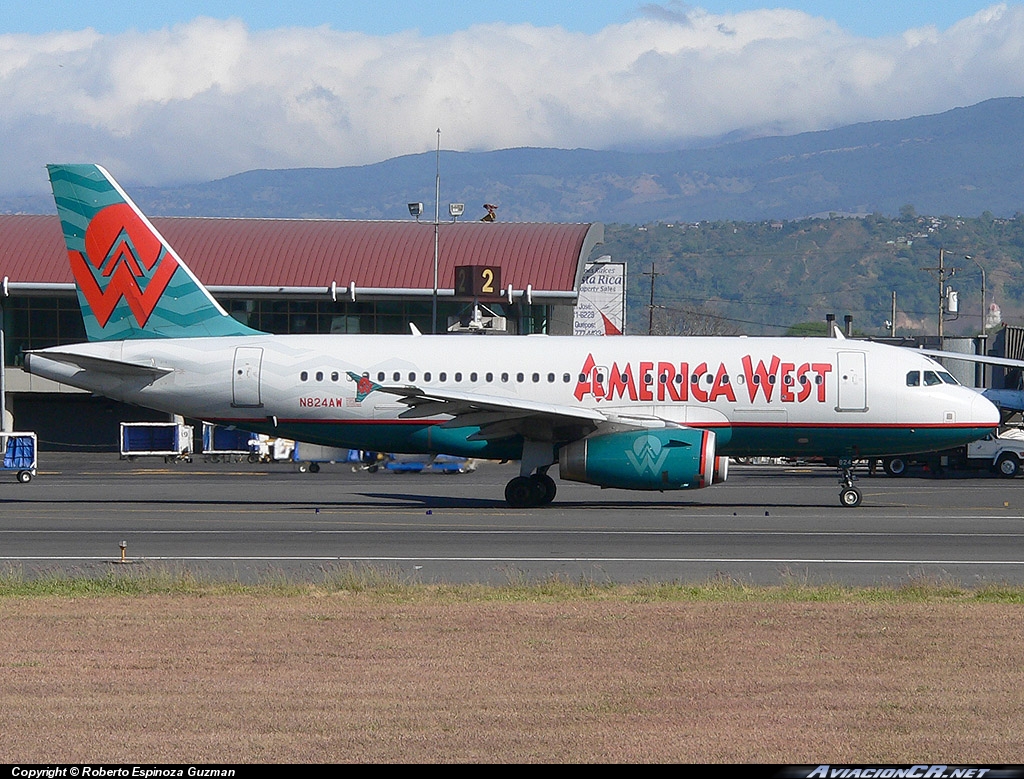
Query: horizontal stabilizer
[{"left": 25, "top": 350, "right": 172, "bottom": 377}]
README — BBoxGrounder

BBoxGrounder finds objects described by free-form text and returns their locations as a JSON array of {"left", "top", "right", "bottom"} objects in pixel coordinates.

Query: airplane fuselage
[{"left": 27, "top": 332, "right": 997, "bottom": 462}]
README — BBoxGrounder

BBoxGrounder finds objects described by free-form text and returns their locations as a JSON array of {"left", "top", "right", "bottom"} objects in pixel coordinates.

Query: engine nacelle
[{"left": 559, "top": 428, "right": 722, "bottom": 491}]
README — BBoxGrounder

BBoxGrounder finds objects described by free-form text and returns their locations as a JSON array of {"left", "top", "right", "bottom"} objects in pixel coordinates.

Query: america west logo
[
  {"left": 68, "top": 203, "right": 179, "bottom": 329},
  {"left": 625, "top": 434, "right": 671, "bottom": 476}
]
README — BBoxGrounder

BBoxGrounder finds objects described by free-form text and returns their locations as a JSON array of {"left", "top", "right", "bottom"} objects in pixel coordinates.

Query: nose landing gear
[{"left": 838, "top": 459, "right": 862, "bottom": 507}]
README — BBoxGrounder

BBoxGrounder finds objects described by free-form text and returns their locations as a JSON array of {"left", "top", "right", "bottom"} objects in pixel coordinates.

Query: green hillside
[{"left": 605, "top": 211, "right": 1024, "bottom": 337}]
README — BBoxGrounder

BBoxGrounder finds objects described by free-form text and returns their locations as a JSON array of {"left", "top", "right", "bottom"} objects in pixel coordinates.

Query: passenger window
[
  {"left": 331, "top": 372, "right": 339, "bottom": 382},
  {"left": 439, "top": 372, "right": 447, "bottom": 382},
  {"left": 486, "top": 372, "right": 493, "bottom": 382},
  {"left": 501, "top": 372, "right": 509, "bottom": 382},
  {"left": 424, "top": 372, "right": 432, "bottom": 382},
  {"left": 455, "top": 372, "right": 462, "bottom": 382},
  {"left": 300, "top": 371, "right": 308, "bottom": 382},
  {"left": 377, "top": 372, "right": 385, "bottom": 382},
  {"left": 393, "top": 371, "right": 400, "bottom": 382},
  {"left": 547, "top": 373, "right": 555, "bottom": 383},
  {"left": 906, "top": 371, "right": 920, "bottom": 387},
  {"left": 516, "top": 373, "right": 524, "bottom": 383},
  {"left": 409, "top": 372, "right": 416, "bottom": 382},
  {"left": 470, "top": 372, "right": 478, "bottom": 382},
  {"left": 316, "top": 371, "right": 324, "bottom": 382}
]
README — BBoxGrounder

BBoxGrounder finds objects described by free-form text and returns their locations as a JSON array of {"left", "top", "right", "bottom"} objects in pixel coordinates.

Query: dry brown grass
[{"left": 2, "top": 583, "right": 1023, "bottom": 763}]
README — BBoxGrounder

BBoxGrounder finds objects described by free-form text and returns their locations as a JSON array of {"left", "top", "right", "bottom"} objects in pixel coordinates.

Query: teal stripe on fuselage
[
  {"left": 209, "top": 418, "right": 992, "bottom": 461},
  {"left": 720, "top": 424, "right": 994, "bottom": 458}
]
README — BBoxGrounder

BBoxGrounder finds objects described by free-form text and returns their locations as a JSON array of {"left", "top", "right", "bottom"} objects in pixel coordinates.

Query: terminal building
[{"left": 0, "top": 214, "right": 606, "bottom": 449}]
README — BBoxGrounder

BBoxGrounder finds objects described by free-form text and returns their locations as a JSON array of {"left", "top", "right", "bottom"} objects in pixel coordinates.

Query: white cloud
[{"left": 1, "top": 5, "right": 1023, "bottom": 194}]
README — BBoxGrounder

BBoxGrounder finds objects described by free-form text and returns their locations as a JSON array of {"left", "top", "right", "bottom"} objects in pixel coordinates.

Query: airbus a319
[{"left": 26, "top": 164, "right": 999, "bottom": 507}]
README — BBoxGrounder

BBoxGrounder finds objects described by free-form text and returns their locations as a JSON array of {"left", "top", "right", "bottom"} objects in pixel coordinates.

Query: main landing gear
[
  {"left": 504, "top": 440, "right": 558, "bottom": 508},
  {"left": 504, "top": 472, "right": 557, "bottom": 508},
  {"left": 838, "top": 459, "right": 862, "bottom": 508}
]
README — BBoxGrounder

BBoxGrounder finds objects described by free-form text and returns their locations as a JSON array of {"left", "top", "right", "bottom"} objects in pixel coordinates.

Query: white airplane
[{"left": 26, "top": 164, "right": 1000, "bottom": 508}]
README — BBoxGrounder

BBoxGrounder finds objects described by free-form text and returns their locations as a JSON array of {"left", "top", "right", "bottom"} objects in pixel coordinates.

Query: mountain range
[{"left": 5, "top": 97, "right": 1024, "bottom": 223}]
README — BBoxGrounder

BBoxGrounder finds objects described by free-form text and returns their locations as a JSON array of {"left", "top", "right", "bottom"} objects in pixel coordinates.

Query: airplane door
[
  {"left": 232, "top": 347, "right": 264, "bottom": 408},
  {"left": 836, "top": 351, "right": 867, "bottom": 412}
]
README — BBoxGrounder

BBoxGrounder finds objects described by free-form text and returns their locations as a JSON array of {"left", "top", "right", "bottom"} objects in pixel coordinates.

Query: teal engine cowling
[{"left": 558, "top": 428, "right": 726, "bottom": 491}]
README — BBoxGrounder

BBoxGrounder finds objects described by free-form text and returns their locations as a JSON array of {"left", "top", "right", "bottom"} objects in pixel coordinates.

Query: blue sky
[
  {"left": 4, "top": 1, "right": 1003, "bottom": 40},
  {"left": 1, "top": 2, "right": 1021, "bottom": 194}
]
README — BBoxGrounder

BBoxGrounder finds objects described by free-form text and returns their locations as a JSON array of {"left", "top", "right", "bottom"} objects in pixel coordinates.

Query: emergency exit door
[
  {"left": 836, "top": 351, "right": 867, "bottom": 412},
  {"left": 232, "top": 347, "right": 264, "bottom": 408}
]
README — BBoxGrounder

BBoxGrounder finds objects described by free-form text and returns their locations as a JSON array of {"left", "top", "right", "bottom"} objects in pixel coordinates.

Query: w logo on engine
[
  {"left": 68, "top": 203, "right": 179, "bottom": 329},
  {"left": 625, "top": 434, "right": 671, "bottom": 476}
]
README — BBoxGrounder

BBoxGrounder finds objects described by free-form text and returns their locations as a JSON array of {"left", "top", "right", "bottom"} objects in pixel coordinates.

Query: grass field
[{"left": 2, "top": 568, "right": 1023, "bottom": 763}]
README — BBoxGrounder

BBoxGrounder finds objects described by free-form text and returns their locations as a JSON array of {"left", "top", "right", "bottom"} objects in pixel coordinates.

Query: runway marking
[
  {"left": 3, "top": 555, "right": 1024, "bottom": 566},
  {"left": 5, "top": 528, "right": 1024, "bottom": 538}
]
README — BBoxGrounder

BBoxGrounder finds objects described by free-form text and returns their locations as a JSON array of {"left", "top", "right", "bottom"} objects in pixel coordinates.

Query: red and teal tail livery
[{"left": 47, "top": 164, "right": 262, "bottom": 342}]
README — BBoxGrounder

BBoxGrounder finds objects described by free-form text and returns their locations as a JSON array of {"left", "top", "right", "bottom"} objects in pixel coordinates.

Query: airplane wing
[
  {"left": 379, "top": 385, "right": 681, "bottom": 442},
  {"left": 913, "top": 347, "right": 1024, "bottom": 369},
  {"left": 25, "top": 350, "right": 173, "bottom": 377}
]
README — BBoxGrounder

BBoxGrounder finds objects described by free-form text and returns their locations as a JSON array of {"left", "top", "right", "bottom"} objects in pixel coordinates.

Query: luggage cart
[
  {"left": 1, "top": 431, "right": 37, "bottom": 483},
  {"left": 201, "top": 423, "right": 257, "bottom": 462},
  {"left": 120, "top": 422, "right": 194, "bottom": 463}
]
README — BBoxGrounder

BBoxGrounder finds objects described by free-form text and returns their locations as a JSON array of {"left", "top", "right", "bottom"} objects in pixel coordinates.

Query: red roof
[{"left": 0, "top": 215, "right": 603, "bottom": 294}]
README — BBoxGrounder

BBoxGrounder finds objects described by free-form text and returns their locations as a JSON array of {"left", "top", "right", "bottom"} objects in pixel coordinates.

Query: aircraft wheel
[
  {"left": 996, "top": 453, "right": 1020, "bottom": 478},
  {"left": 533, "top": 474, "right": 557, "bottom": 505},
  {"left": 16, "top": 470, "right": 32, "bottom": 483},
  {"left": 883, "top": 457, "right": 906, "bottom": 477},
  {"left": 505, "top": 476, "right": 538, "bottom": 508},
  {"left": 839, "top": 487, "right": 862, "bottom": 508}
]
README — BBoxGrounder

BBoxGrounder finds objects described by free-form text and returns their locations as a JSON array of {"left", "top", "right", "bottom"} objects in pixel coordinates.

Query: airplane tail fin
[{"left": 47, "top": 164, "right": 263, "bottom": 341}]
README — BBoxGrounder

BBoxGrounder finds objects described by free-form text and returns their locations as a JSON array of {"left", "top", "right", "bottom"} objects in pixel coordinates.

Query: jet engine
[{"left": 558, "top": 427, "right": 725, "bottom": 490}]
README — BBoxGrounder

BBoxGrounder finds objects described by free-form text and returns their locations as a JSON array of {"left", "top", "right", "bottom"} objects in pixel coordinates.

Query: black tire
[
  {"left": 883, "top": 457, "right": 907, "bottom": 477},
  {"left": 16, "top": 470, "right": 32, "bottom": 483},
  {"left": 505, "top": 476, "right": 537, "bottom": 508},
  {"left": 309, "top": 462, "right": 320, "bottom": 473},
  {"left": 996, "top": 453, "right": 1020, "bottom": 478},
  {"left": 533, "top": 474, "right": 557, "bottom": 505},
  {"left": 839, "top": 487, "right": 863, "bottom": 508}
]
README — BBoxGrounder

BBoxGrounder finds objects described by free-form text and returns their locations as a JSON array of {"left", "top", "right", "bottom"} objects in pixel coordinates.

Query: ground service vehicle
[{"left": 883, "top": 429, "right": 1024, "bottom": 478}]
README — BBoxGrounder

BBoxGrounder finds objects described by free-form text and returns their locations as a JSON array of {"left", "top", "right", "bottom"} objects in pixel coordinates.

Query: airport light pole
[
  {"left": 966, "top": 254, "right": 987, "bottom": 388},
  {"left": 433, "top": 128, "right": 440, "bottom": 335},
  {"left": 965, "top": 254, "right": 986, "bottom": 335},
  {"left": 0, "top": 281, "right": 6, "bottom": 433}
]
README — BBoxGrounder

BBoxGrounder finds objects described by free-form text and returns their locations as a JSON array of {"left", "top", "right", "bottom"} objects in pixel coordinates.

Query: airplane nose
[{"left": 972, "top": 391, "right": 1001, "bottom": 427}]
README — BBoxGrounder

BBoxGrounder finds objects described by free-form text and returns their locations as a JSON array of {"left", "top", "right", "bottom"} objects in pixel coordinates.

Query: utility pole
[
  {"left": 643, "top": 263, "right": 660, "bottom": 335},
  {"left": 921, "top": 248, "right": 959, "bottom": 347}
]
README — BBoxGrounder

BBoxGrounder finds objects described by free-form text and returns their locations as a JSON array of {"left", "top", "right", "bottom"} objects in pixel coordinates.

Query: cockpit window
[
  {"left": 923, "top": 371, "right": 942, "bottom": 386},
  {"left": 938, "top": 371, "right": 958, "bottom": 385},
  {"left": 906, "top": 371, "right": 920, "bottom": 387}
]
